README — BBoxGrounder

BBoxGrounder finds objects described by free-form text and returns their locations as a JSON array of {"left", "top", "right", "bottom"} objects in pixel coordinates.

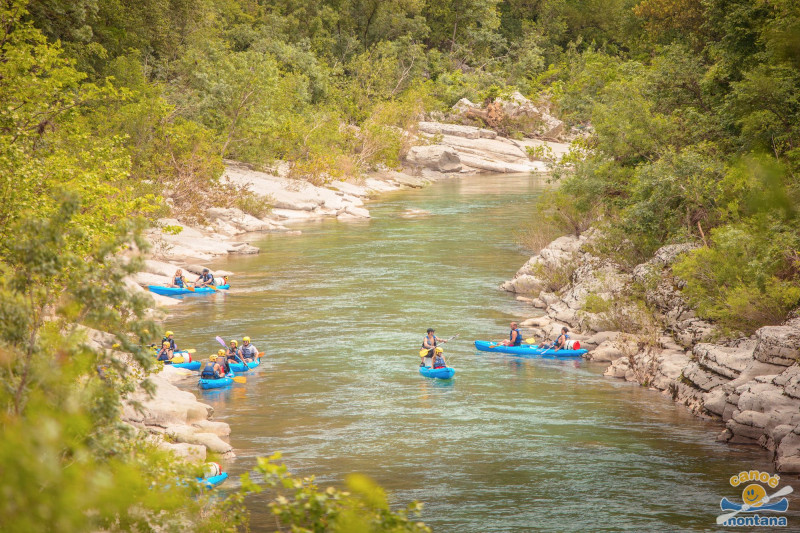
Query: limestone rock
[
  {"left": 753, "top": 318, "right": 800, "bottom": 367},
  {"left": 405, "top": 145, "right": 462, "bottom": 172}
]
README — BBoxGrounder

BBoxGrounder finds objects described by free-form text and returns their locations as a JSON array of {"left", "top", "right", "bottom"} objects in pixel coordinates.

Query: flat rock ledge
[
  {"left": 122, "top": 367, "right": 234, "bottom": 461},
  {"left": 505, "top": 232, "right": 800, "bottom": 472}
]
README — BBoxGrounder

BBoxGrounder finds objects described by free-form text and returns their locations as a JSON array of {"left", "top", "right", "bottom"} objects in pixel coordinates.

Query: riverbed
[{"left": 165, "top": 173, "right": 798, "bottom": 531}]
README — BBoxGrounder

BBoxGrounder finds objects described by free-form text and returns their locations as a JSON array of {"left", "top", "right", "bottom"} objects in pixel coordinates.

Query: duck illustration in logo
[{"left": 720, "top": 483, "right": 790, "bottom": 513}]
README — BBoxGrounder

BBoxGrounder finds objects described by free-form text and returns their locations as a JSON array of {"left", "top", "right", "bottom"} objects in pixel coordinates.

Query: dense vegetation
[{"left": 1, "top": 0, "right": 798, "bottom": 529}]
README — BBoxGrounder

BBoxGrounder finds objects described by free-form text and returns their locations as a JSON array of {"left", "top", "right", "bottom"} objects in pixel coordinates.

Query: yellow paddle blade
[
  {"left": 523, "top": 338, "right": 536, "bottom": 344},
  {"left": 175, "top": 369, "right": 193, "bottom": 376},
  {"left": 172, "top": 356, "right": 185, "bottom": 364},
  {"left": 185, "top": 348, "right": 196, "bottom": 354},
  {"left": 232, "top": 376, "right": 246, "bottom": 384},
  {"left": 419, "top": 349, "right": 427, "bottom": 357}
]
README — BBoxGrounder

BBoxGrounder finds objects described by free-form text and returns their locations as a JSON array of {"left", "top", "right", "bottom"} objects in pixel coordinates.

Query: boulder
[
  {"left": 418, "top": 121, "right": 496, "bottom": 140},
  {"left": 405, "top": 145, "right": 462, "bottom": 172},
  {"left": 588, "top": 340, "right": 626, "bottom": 362},
  {"left": 451, "top": 98, "right": 479, "bottom": 115},
  {"left": 752, "top": 318, "right": 800, "bottom": 367},
  {"left": 158, "top": 441, "right": 207, "bottom": 462}
]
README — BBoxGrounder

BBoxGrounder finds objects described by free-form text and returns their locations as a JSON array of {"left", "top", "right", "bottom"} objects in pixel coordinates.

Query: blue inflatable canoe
[
  {"left": 197, "top": 472, "right": 228, "bottom": 489},
  {"left": 148, "top": 284, "right": 230, "bottom": 296},
  {"left": 419, "top": 366, "right": 455, "bottom": 379},
  {"left": 171, "top": 361, "right": 201, "bottom": 371},
  {"left": 228, "top": 357, "right": 260, "bottom": 373},
  {"left": 199, "top": 373, "right": 235, "bottom": 390},
  {"left": 474, "top": 340, "right": 587, "bottom": 357}
]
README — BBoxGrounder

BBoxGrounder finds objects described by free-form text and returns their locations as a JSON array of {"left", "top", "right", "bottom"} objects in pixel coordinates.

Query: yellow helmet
[
  {"left": 230, "top": 340, "right": 238, "bottom": 346},
  {"left": 435, "top": 347, "right": 444, "bottom": 354},
  {"left": 162, "top": 341, "right": 170, "bottom": 347},
  {"left": 218, "top": 349, "right": 225, "bottom": 356},
  {"left": 210, "top": 354, "right": 218, "bottom": 362},
  {"left": 243, "top": 336, "right": 250, "bottom": 342},
  {"left": 165, "top": 331, "right": 173, "bottom": 337}
]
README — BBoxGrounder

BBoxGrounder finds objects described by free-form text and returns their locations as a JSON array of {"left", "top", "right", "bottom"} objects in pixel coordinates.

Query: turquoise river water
[{"left": 165, "top": 174, "right": 799, "bottom": 532}]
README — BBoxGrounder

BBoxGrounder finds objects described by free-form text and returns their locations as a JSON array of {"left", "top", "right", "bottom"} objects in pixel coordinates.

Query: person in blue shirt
[{"left": 195, "top": 268, "right": 215, "bottom": 288}]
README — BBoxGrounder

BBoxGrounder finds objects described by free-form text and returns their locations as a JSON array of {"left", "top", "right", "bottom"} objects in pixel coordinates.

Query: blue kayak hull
[
  {"left": 228, "top": 357, "right": 260, "bottom": 373},
  {"left": 199, "top": 374, "right": 234, "bottom": 389},
  {"left": 171, "top": 361, "right": 201, "bottom": 370},
  {"left": 197, "top": 472, "right": 228, "bottom": 489},
  {"left": 419, "top": 366, "right": 455, "bottom": 379},
  {"left": 474, "top": 340, "right": 587, "bottom": 357},
  {"left": 148, "top": 284, "right": 230, "bottom": 296}
]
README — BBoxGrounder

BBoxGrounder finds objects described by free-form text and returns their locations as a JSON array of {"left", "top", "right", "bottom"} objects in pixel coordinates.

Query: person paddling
[
  {"left": 240, "top": 336, "right": 258, "bottom": 362},
  {"left": 421, "top": 328, "right": 447, "bottom": 368},
  {"left": 226, "top": 339, "right": 245, "bottom": 366},
  {"left": 499, "top": 322, "right": 523, "bottom": 346},
  {"left": 195, "top": 268, "right": 215, "bottom": 288},
  {"left": 542, "top": 327, "right": 569, "bottom": 352}
]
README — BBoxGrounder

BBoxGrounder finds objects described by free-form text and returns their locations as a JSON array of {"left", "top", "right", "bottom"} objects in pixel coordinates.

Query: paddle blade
[
  {"left": 172, "top": 356, "right": 185, "bottom": 364},
  {"left": 419, "top": 349, "right": 427, "bottom": 357},
  {"left": 186, "top": 285, "right": 195, "bottom": 292},
  {"left": 232, "top": 376, "right": 246, "bottom": 384},
  {"left": 186, "top": 348, "right": 196, "bottom": 354},
  {"left": 257, "top": 351, "right": 264, "bottom": 356},
  {"left": 215, "top": 336, "right": 227, "bottom": 348}
]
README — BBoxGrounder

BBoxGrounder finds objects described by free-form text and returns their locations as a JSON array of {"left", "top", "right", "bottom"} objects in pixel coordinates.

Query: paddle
[
  {"left": 215, "top": 336, "right": 247, "bottom": 367},
  {"left": 232, "top": 375, "right": 246, "bottom": 384},
  {"left": 174, "top": 348, "right": 196, "bottom": 354},
  {"left": 716, "top": 485, "right": 793, "bottom": 524}
]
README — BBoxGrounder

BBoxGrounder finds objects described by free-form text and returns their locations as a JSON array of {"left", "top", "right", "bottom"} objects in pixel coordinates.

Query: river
[{"left": 165, "top": 173, "right": 798, "bottom": 531}]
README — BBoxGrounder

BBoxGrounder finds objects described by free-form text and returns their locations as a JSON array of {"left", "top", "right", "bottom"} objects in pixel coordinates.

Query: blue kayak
[
  {"left": 148, "top": 284, "right": 230, "bottom": 296},
  {"left": 419, "top": 366, "right": 455, "bottom": 379},
  {"left": 228, "top": 356, "right": 260, "bottom": 373},
  {"left": 474, "top": 340, "right": 587, "bottom": 357},
  {"left": 171, "top": 361, "right": 201, "bottom": 371},
  {"left": 199, "top": 372, "right": 235, "bottom": 390},
  {"left": 197, "top": 472, "right": 228, "bottom": 489}
]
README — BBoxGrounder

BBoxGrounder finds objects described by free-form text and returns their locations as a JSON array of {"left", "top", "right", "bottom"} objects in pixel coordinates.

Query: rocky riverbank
[
  {"left": 124, "top": 92, "right": 571, "bottom": 469},
  {"left": 503, "top": 232, "right": 800, "bottom": 472}
]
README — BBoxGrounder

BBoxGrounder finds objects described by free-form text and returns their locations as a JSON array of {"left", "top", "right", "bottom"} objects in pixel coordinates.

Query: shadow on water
[{"left": 164, "top": 174, "right": 800, "bottom": 532}]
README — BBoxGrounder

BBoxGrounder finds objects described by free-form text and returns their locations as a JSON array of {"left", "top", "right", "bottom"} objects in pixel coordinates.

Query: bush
[{"left": 673, "top": 218, "right": 800, "bottom": 334}]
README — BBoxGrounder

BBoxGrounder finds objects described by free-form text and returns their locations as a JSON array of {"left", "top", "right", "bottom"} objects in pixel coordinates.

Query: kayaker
[
  {"left": 240, "top": 336, "right": 258, "bottom": 362},
  {"left": 432, "top": 347, "right": 447, "bottom": 369},
  {"left": 195, "top": 268, "right": 215, "bottom": 288},
  {"left": 542, "top": 327, "right": 569, "bottom": 352},
  {"left": 499, "top": 322, "right": 523, "bottom": 346},
  {"left": 201, "top": 354, "right": 224, "bottom": 379},
  {"left": 226, "top": 340, "right": 244, "bottom": 365},
  {"left": 169, "top": 269, "right": 186, "bottom": 288},
  {"left": 156, "top": 341, "right": 174, "bottom": 363},
  {"left": 216, "top": 349, "right": 231, "bottom": 374},
  {"left": 421, "top": 328, "right": 447, "bottom": 367},
  {"left": 161, "top": 331, "right": 177, "bottom": 351}
]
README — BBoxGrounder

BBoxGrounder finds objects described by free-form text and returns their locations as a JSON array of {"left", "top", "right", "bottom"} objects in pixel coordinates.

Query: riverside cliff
[{"left": 504, "top": 233, "right": 800, "bottom": 472}]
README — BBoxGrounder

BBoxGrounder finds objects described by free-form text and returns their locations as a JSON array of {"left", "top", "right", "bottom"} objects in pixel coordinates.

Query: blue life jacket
[
  {"left": 510, "top": 328, "right": 522, "bottom": 346},
  {"left": 422, "top": 335, "right": 438, "bottom": 349},
  {"left": 433, "top": 354, "right": 446, "bottom": 368},
  {"left": 173, "top": 276, "right": 184, "bottom": 287},
  {"left": 157, "top": 348, "right": 171, "bottom": 362},
  {"left": 201, "top": 362, "right": 218, "bottom": 379},
  {"left": 200, "top": 272, "right": 214, "bottom": 283},
  {"left": 162, "top": 337, "right": 176, "bottom": 351}
]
